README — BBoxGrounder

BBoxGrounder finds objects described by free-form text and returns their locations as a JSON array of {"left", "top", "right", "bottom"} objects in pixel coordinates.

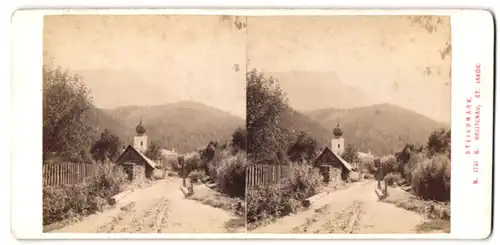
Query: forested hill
[
  {"left": 290, "top": 103, "right": 449, "bottom": 156},
  {"left": 97, "top": 101, "right": 245, "bottom": 153}
]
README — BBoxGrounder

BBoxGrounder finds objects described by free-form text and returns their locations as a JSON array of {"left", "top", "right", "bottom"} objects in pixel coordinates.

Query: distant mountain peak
[{"left": 263, "top": 71, "right": 378, "bottom": 111}]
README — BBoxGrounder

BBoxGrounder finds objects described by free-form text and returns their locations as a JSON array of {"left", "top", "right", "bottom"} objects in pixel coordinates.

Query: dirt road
[
  {"left": 52, "top": 177, "right": 244, "bottom": 233},
  {"left": 251, "top": 180, "right": 428, "bottom": 234}
]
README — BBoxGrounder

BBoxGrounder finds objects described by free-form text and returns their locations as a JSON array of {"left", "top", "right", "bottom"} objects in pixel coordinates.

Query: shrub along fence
[{"left": 43, "top": 163, "right": 97, "bottom": 186}]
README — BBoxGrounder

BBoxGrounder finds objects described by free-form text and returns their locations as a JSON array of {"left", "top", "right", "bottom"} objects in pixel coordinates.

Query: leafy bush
[
  {"left": 402, "top": 151, "right": 427, "bottom": 183},
  {"left": 283, "top": 163, "right": 322, "bottom": 200},
  {"left": 391, "top": 129, "right": 451, "bottom": 202},
  {"left": 87, "top": 164, "right": 128, "bottom": 197},
  {"left": 167, "top": 157, "right": 181, "bottom": 172},
  {"left": 341, "top": 144, "right": 361, "bottom": 165},
  {"left": 411, "top": 153, "right": 450, "bottom": 201},
  {"left": 246, "top": 185, "right": 302, "bottom": 224},
  {"left": 215, "top": 152, "right": 247, "bottom": 198},
  {"left": 384, "top": 172, "right": 404, "bottom": 186},
  {"left": 287, "top": 131, "right": 318, "bottom": 163},
  {"left": 178, "top": 152, "right": 202, "bottom": 178},
  {"left": 378, "top": 155, "right": 398, "bottom": 178},
  {"left": 208, "top": 148, "right": 232, "bottom": 180},
  {"left": 43, "top": 164, "right": 128, "bottom": 225},
  {"left": 246, "top": 163, "right": 321, "bottom": 224}
]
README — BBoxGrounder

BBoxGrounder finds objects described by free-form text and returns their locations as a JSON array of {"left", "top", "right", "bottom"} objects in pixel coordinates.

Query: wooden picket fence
[
  {"left": 246, "top": 164, "right": 318, "bottom": 189},
  {"left": 42, "top": 163, "right": 98, "bottom": 186},
  {"left": 246, "top": 164, "right": 291, "bottom": 189}
]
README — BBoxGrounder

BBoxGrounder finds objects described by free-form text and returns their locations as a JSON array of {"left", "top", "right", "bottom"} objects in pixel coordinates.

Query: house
[
  {"left": 162, "top": 148, "right": 178, "bottom": 159},
  {"left": 116, "top": 145, "right": 158, "bottom": 181},
  {"left": 357, "top": 150, "right": 375, "bottom": 170},
  {"left": 312, "top": 146, "right": 354, "bottom": 183},
  {"left": 115, "top": 118, "right": 158, "bottom": 180},
  {"left": 358, "top": 150, "right": 374, "bottom": 162}
]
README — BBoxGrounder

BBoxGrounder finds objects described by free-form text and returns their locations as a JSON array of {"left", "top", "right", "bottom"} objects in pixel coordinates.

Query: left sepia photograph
[{"left": 42, "top": 15, "right": 247, "bottom": 233}]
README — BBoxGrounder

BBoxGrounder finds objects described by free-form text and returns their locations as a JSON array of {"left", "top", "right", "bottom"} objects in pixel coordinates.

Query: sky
[
  {"left": 43, "top": 15, "right": 247, "bottom": 119},
  {"left": 44, "top": 15, "right": 451, "bottom": 123},
  {"left": 247, "top": 15, "right": 451, "bottom": 123}
]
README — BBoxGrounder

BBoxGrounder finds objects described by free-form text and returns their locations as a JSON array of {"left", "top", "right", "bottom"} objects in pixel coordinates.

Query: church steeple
[
  {"left": 333, "top": 116, "right": 343, "bottom": 137},
  {"left": 331, "top": 116, "right": 345, "bottom": 155},
  {"left": 136, "top": 116, "right": 146, "bottom": 135},
  {"left": 134, "top": 116, "right": 148, "bottom": 153}
]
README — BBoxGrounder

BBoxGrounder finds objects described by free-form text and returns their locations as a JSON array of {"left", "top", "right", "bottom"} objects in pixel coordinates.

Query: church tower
[
  {"left": 331, "top": 117, "right": 345, "bottom": 155},
  {"left": 133, "top": 117, "right": 148, "bottom": 154}
]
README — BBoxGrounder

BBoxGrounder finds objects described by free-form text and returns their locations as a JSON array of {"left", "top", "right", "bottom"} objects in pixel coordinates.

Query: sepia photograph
[
  {"left": 245, "top": 15, "right": 452, "bottom": 234},
  {"left": 42, "top": 15, "right": 247, "bottom": 233},
  {"left": 9, "top": 8, "right": 495, "bottom": 240}
]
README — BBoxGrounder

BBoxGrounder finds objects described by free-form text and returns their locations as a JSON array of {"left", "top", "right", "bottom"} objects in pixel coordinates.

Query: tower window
[
  {"left": 338, "top": 144, "right": 340, "bottom": 148},
  {"left": 141, "top": 141, "right": 143, "bottom": 146}
]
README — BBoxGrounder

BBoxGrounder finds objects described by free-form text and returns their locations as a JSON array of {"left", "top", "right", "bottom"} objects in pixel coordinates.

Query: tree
[
  {"left": 395, "top": 143, "right": 425, "bottom": 165},
  {"left": 427, "top": 128, "right": 451, "bottom": 157},
  {"left": 43, "top": 64, "right": 94, "bottom": 163},
  {"left": 231, "top": 127, "right": 247, "bottom": 153},
  {"left": 90, "top": 129, "right": 121, "bottom": 164},
  {"left": 246, "top": 69, "right": 289, "bottom": 163},
  {"left": 145, "top": 140, "right": 164, "bottom": 161},
  {"left": 199, "top": 141, "right": 218, "bottom": 176},
  {"left": 287, "top": 131, "right": 318, "bottom": 163},
  {"left": 341, "top": 144, "right": 361, "bottom": 165}
]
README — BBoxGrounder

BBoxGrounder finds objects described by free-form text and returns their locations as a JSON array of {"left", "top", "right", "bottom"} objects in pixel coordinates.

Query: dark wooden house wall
[
  {"left": 117, "top": 147, "right": 154, "bottom": 180},
  {"left": 313, "top": 150, "right": 350, "bottom": 181}
]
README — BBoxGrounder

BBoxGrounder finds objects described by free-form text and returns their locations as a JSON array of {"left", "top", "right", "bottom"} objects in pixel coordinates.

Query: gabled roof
[
  {"left": 314, "top": 147, "right": 354, "bottom": 171},
  {"left": 116, "top": 145, "right": 157, "bottom": 169},
  {"left": 332, "top": 151, "right": 354, "bottom": 171}
]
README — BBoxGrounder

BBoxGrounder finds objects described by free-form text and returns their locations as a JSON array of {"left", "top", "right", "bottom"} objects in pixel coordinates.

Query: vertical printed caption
[{"left": 464, "top": 63, "right": 482, "bottom": 185}]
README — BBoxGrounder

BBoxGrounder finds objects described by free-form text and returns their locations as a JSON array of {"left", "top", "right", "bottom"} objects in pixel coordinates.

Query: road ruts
[
  {"left": 52, "top": 179, "right": 245, "bottom": 234},
  {"left": 289, "top": 201, "right": 364, "bottom": 234},
  {"left": 251, "top": 180, "right": 426, "bottom": 234}
]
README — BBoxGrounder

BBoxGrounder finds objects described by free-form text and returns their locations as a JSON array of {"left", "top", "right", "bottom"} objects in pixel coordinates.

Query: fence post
[
  {"left": 268, "top": 165, "right": 272, "bottom": 184},
  {"left": 63, "top": 163, "right": 67, "bottom": 184},
  {"left": 249, "top": 166, "right": 252, "bottom": 189},
  {"left": 57, "top": 164, "right": 61, "bottom": 185},
  {"left": 384, "top": 179, "right": 388, "bottom": 197}
]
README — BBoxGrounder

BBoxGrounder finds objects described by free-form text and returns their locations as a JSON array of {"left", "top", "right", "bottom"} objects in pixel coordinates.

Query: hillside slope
[
  {"left": 304, "top": 103, "right": 450, "bottom": 156},
  {"left": 102, "top": 101, "right": 245, "bottom": 153},
  {"left": 279, "top": 107, "right": 332, "bottom": 146},
  {"left": 85, "top": 106, "right": 130, "bottom": 141}
]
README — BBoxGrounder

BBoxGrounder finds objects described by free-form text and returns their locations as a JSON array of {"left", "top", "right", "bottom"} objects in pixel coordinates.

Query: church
[
  {"left": 312, "top": 117, "right": 375, "bottom": 183},
  {"left": 327, "top": 117, "right": 374, "bottom": 169},
  {"left": 312, "top": 118, "right": 354, "bottom": 183},
  {"left": 116, "top": 118, "right": 158, "bottom": 181}
]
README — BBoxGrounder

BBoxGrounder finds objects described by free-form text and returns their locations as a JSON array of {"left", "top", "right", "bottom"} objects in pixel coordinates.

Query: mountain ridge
[
  {"left": 282, "top": 103, "right": 449, "bottom": 156},
  {"left": 89, "top": 100, "right": 244, "bottom": 153}
]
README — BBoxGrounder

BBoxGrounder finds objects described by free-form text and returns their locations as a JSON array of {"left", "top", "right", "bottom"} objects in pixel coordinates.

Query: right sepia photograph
[{"left": 245, "top": 15, "right": 451, "bottom": 234}]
